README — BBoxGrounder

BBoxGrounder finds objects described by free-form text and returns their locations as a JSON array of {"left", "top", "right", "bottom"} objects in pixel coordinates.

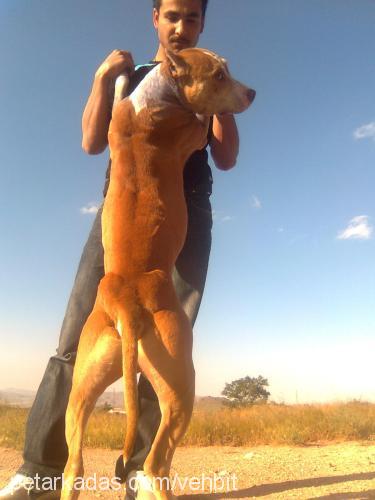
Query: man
[{"left": 0, "top": 0, "right": 240, "bottom": 498}]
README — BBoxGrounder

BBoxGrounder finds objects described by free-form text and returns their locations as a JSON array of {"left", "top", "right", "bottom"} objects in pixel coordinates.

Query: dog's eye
[{"left": 215, "top": 71, "right": 225, "bottom": 81}]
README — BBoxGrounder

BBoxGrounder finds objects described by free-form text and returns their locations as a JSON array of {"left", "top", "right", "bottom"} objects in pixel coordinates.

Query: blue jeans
[{"left": 18, "top": 193, "right": 212, "bottom": 481}]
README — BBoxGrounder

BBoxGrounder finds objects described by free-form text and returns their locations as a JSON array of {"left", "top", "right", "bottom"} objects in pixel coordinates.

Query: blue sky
[{"left": 0, "top": 0, "right": 374, "bottom": 403}]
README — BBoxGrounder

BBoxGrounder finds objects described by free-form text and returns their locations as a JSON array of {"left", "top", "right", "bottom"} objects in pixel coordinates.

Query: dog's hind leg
[
  {"left": 139, "top": 310, "right": 194, "bottom": 500},
  {"left": 61, "top": 308, "right": 122, "bottom": 500},
  {"left": 136, "top": 272, "right": 195, "bottom": 499}
]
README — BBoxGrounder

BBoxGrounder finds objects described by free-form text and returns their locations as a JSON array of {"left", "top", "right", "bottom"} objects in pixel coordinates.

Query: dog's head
[{"left": 164, "top": 48, "right": 255, "bottom": 116}]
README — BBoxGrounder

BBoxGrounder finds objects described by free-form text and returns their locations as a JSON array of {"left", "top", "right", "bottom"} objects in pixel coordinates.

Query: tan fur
[{"left": 61, "top": 49, "right": 254, "bottom": 500}]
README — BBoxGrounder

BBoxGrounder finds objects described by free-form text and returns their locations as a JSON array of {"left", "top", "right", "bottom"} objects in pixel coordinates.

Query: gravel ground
[{"left": 1, "top": 443, "right": 375, "bottom": 499}]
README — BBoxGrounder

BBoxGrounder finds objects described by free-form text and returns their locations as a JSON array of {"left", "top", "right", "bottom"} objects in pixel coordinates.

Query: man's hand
[
  {"left": 95, "top": 50, "right": 135, "bottom": 82},
  {"left": 82, "top": 50, "right": 135, "bottom": 154}
]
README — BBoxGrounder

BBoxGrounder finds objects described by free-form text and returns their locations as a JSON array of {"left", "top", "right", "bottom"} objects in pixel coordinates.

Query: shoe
[
  {"left": 0, "top": 474, "right": 60, "bottom": 499},
  {"left": 125, "top": 470, "right": 156, "bottom": 500}
]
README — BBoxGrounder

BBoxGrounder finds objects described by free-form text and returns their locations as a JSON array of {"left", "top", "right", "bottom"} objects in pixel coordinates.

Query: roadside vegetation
[{"left": 2, "top": 401, "right": 375, "bottom": 450}]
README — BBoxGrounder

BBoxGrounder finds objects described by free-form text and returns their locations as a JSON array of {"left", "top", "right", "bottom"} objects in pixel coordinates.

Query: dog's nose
[{"left": 246, "top": 88, "right": 256, "bottom": 103}]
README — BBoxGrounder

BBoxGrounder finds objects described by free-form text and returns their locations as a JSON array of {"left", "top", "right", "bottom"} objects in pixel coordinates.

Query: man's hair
[{"left": 153, "top": 0, "right": 209, "bottom": 17}]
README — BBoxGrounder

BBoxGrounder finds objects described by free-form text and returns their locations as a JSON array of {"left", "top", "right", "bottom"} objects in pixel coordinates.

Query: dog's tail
[
  {"left": 117, "top": 301, "right": 141, "bottom": 465},
  {"left": 118, "top": 292, "right": 156, "bottom": 467}
]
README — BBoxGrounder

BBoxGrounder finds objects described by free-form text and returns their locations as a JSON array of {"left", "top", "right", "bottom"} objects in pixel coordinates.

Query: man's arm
[
  {"left": 209, "top": 114, "right": 239, "bottom": 170},
  {"left": 82, "top": 50, "right": 134, "bottom": 155}
]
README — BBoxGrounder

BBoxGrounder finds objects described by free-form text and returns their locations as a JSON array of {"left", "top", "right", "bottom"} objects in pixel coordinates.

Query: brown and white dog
[{"left": 61, "top": 48, "right": 255, "bottom": 500}]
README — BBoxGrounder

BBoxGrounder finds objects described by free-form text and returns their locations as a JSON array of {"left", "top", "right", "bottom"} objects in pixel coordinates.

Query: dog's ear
[{"left": 165, "top": 50, "right": 188, "bottom": 78}]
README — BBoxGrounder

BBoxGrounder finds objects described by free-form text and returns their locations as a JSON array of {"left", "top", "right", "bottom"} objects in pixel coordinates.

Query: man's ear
[
  {"left": 165, "top": 50, "right": 188, "bottom": 78},
  {"left": 152, "top": 8, "right": 159, "bottom": 29},
  {"left": 200, "top": 16, "right": 205, "bottom": 33}
]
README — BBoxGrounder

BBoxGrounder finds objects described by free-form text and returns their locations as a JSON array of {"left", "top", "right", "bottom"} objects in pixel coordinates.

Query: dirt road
[{"left": 1, "top": 443, "right": 375, "bottom": 499}]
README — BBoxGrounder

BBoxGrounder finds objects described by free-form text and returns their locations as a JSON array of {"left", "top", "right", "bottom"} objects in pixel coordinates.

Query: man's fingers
[
  {"left": 96, "top": 50, "right": 135, "bottom": 81},
  {"left": 114, "top": 50, "right": 135, "bottom": 74}
]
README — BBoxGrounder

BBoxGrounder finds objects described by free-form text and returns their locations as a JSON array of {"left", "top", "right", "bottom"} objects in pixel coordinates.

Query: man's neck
[{"left": 153, "top": 44, "right": 166, "bottom": 63}]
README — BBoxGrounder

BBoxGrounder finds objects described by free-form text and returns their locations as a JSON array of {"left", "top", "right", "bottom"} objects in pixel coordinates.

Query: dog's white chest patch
[
  {"left": 129, "top": 65, "right": 173, "bottom": 115},
  {"left": 129, "top": 87, "right": 148, "bottom": 115}
]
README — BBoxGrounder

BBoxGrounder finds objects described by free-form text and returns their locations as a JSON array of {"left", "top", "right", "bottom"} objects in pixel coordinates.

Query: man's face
[{"left": 153, "top": 0, "right": 204, "bottom": 52}]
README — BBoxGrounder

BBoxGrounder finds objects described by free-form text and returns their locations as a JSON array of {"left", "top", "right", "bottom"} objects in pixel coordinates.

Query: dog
[{"left": 60, "top": 48, "right": 255, "bottom": 500}]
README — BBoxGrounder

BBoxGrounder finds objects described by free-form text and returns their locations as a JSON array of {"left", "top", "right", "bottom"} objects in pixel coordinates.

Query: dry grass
[
  {"left": 2, "top": 402, "right": 375, "bottom": 451},
  {"left": 184, "top": 401, "right": 375, "bottom": 446},
  {"left": 0, "top": 405, "right": 26, "bottom": 450}
]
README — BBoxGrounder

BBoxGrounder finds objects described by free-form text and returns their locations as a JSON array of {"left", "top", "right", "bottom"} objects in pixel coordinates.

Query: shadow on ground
[{"left": 179, "top": 471, "right": 375, "bottom": 499}]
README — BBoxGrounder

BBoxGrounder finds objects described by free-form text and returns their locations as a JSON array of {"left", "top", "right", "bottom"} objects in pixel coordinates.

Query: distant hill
[
  {"left": 194, "top": 396, "right": 226, "bottom": 412},
  {"left": 97, "top": 390, "right": 124, "bottom": 408},
  {"left": 0, "top": 388, "right": 36, "bottom": 407},
  {"left": 0, "top": 388, "right": 225, "bottom": 411}
]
